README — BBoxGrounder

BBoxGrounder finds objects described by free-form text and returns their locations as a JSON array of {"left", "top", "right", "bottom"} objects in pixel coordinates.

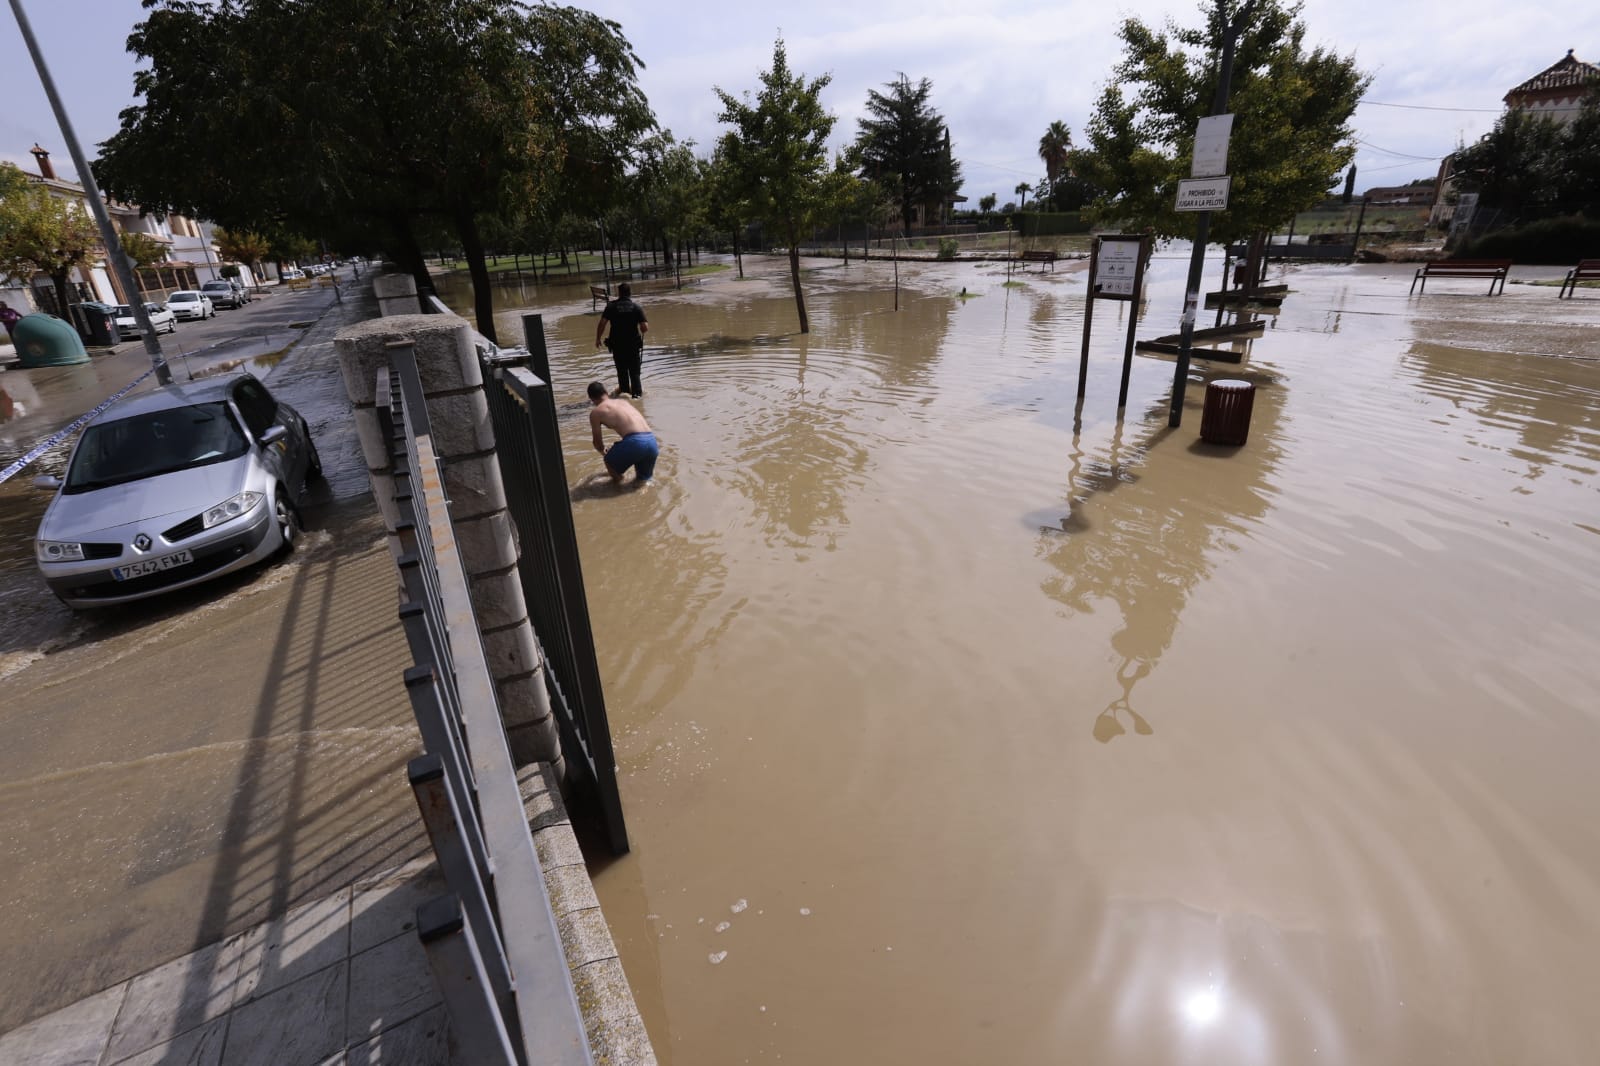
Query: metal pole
[
  {"left": 1117, "top": 237, "right": 1150, "bottom": 411},
  {"left": 1077, "top": 237, "right": 1099, "bottom": 400},
  {"left": 1169, "top": 0, "right": 1255, "bottom": 428},
  {"left": 10, "top": 0, "right": 169, "bottom": 384}
]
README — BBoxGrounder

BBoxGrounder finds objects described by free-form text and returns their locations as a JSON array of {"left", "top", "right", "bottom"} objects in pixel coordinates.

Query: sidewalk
[
  {"left": 0, "top": 766, "right": 650, "bottom": 1066},
  {"left": 0, "top": 280, "right": 653, "bottom": 1066}
]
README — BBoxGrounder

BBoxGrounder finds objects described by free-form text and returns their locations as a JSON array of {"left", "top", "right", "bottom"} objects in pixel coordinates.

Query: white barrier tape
[{"left": 0, "top": 366, "right": 159, "bottom": 485}]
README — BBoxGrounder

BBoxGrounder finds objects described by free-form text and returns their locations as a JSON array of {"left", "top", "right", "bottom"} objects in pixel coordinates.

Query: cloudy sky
[{"left": 2, "top": 0, "right": 1595, "bottom": 206}]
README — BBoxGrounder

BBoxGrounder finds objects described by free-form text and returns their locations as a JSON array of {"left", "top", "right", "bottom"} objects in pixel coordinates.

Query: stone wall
[{"left": 333, "top": 306, "right": 559, "bottom": 767}]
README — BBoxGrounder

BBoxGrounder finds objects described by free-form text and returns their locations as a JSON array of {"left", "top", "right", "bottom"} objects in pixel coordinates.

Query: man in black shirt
[{"left": 595, "top": 283, "right": 650, "bottom": 398}]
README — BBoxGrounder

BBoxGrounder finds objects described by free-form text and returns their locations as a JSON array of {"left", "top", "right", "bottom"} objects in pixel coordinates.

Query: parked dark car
[{"left": 201, "top": 280, "right": 242, "bottom": 309}]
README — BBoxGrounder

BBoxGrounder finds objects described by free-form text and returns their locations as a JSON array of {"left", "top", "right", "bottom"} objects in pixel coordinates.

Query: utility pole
[
  {"left": 10, "top": 0, "right": 170, "bottom": 385},
  {"left": 1168, "top": 0, "right": 1256, "bottom": 428}
]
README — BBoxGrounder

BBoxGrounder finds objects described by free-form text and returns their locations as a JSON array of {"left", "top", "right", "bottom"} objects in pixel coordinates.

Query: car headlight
[
  {"left": 37, "top": 540, "right": 86, "bottom": 562},
  {"left": 203, "top": 491, "right": 264, "bottom": 528}
]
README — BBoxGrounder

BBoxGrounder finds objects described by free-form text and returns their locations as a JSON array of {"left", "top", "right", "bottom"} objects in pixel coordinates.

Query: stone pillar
[
  {"left": 373, "top": 272, "right": 423, "bottom": 317},
  {"left": 334, "top": 312, "right": 560, "bottom": 766}
]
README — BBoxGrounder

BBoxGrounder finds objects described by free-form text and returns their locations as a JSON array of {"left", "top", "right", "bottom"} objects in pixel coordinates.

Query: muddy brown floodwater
[{"left": 446, "top": 255, "right": 1600, "bottom": 1065}]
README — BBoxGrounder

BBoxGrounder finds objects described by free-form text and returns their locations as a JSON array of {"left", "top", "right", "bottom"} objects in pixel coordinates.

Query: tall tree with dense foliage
[
  {"left": 97, "top": 0, "right": 653, "bottom": 343},
  {"left": 0, "top": 167, "right": 104, "bottom": 315},
  {"left": 1451, "top": 105, "right": 1599, "bottom": 218},
  {"left": 1076, "top": 0, "right": 1368, "bottom": 246},
  {"left": 853, "top": 74, "right": 963, "bottom": 232},
  {"left": 715, "top": 38, "right": 851, "bottom": 333}
]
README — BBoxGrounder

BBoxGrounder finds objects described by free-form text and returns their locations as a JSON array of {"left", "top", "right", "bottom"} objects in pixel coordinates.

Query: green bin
[{"left": 13, "top": 314, "right": 90, "bottom": 367}]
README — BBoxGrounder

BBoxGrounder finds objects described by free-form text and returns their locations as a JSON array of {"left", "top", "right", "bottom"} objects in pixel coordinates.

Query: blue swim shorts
[{"left": 605, "top": 431, "right": 659, "bottom": 481}]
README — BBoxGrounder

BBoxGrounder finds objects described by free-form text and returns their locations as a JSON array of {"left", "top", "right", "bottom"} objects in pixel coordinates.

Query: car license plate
[{"left": 112, "top": 550, "right": 194, "bottom": 581}]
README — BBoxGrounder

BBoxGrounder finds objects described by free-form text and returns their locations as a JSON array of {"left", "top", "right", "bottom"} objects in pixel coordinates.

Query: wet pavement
[
  {"left": 437, "top": 254, "right": 1600, "bottom": 1065},
  {"left": 0, "top": 277, "right": 428, "bottom": 1034}
]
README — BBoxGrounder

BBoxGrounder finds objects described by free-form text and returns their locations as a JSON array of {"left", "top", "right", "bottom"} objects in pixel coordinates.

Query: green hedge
[
  {"left": 1012, "top": 211, "right": 1091, "bottom": 236},
  {"left": 1462, "top": 216, "right": 1600, "bottom": 264}
]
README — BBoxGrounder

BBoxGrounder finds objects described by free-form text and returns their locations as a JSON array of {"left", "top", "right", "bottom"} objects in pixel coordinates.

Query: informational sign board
[
  {"left": 1192, "top": 114, "right": 1234, "bottom": 178},
  {"left": 1176, "top": 176, "right": 1231, "bottom": 212},
  {"left": 1092, "top": 236, "right": 1143, "bottom": 299}
]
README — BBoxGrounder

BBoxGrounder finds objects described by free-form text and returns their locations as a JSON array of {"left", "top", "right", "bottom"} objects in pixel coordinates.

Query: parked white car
[
  {"left": 280, "top": 268, "right": 305, "bottom": 282},
  {"left": 113, "top": 302, "right": 177, "bottom": 334},
  {"left": 166, "top": 290, "right": 214, "bottom": 320}
]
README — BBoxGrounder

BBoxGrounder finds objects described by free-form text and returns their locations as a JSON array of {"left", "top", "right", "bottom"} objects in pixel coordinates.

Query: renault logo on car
[{"left": 133, "top": 533, "right": 152, "bottom": 552}]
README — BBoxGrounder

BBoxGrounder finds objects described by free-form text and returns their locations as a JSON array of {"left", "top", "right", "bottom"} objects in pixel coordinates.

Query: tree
[
  {"left": 213, "top": 227, "right": 273, "bottom": 286},
  {"left": 1015, "top": 182, "right": 1031, "bottom": 210},
  {"left": 715, "top": 38, "right": 852, "bottom": 333},
  {"left": 1451, "top": 105, "right": 1600, "bottom": 218},
  {"left": 119, "top": 231, "right": 167, "bottom": 268},
  {"left": 1076, "top": 0, "right": 1368, "bottom": 246},
  {"left": 979, "top": 193, "right": 997, "bottom": 214},
  {"left": 1038, "top": 121, "right": 1073, "bottom": 189},
  {"left": 853, "top": 74, "right": 963, "bottom": 231},
  {"left": 0, "top": 170, "right": 103, "bottom": 316},
  {"left": 97, "top": 0, "right": 654, "bottom": 344}
]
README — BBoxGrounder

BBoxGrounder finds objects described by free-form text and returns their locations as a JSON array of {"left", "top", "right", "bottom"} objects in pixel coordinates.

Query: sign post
[{"left": 1077, "top": 234, "right": 1151, "bottom": 411}]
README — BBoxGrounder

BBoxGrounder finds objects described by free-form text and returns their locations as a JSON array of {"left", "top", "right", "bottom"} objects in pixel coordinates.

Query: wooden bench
[
  {"left": 1558, "top": 259, "right": 1600, "bottom": 298},
  {"left": 589, "top": 284, "right": 609, "bottom": 311},
  {"left": 1409, "top": 258, "right": 1511, "bottom": 296},
  {"left": 1019, "top": 250, "right": 1058, "bottom": 271}
]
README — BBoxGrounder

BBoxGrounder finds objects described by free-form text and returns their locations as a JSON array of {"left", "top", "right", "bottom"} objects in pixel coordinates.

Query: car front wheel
[{"left": 274, "top": 490, "right": 300, "bottom": 553}]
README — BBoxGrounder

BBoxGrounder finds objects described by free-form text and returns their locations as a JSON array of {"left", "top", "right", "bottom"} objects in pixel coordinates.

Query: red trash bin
[{"left": 1200, "top": 379, "right": 1256, "bottom": 445}]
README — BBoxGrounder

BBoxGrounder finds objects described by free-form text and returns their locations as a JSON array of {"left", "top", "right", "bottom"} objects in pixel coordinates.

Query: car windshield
[
  {"left": 114, "top": 305, "right": 132, "bottom": 316},
  {"left": 64, "top": 402, "right": 249, "bottom": 492},
  {"left": 171, "top": 293, "right": 196, "bottom": 302},
  {"left": 203, "top": 282, "right": 228, "bottom": 289}
]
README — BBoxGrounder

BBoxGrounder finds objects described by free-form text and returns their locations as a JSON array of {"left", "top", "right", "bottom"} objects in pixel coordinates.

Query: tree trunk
[
  {"left": 787, "top": 231, "right": 809, "bottom": 334},
  {"left": 734, "top": 225, "right": 744, "bottom": 280},
  {"left": 50, "top": 269, "right": 72, "bottom": 321},
  {"left": 387, "top": 213, "right": 432, "bottom": 297},
  {"left": 454, "top": 208, "right": 498, "bottom": 345}
]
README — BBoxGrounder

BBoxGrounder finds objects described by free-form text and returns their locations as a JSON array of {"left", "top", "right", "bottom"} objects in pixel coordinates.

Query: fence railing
[
  {"left": 378, "top": 342, "right": 594, "bottom": 1066},
  {"left": 481, "top": 315, "right": 628, "bottom": 855},
  {"left": 418, "top": 296, "right": 629, "bottom": 856}
]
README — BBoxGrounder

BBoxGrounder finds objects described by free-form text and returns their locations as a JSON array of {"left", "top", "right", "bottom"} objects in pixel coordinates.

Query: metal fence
[
  {"left": 480, "top": 315, "right": 628, "bottom": 856},
  {"left": 378, "top": 342, "right": 594, "bottom": 1066},
  {"left": 416, "top": 297, "right": 629, "bottom": 857}
]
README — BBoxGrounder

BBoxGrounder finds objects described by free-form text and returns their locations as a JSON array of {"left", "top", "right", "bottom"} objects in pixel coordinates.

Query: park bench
[
  {"left": 589, "top": 284, "right": 609, "bottom": 311},
  {"left": 1409, "top": 258, "right": 1511, "bottom": 296},
  {"left": 1019, "top": 250, "right": 1058, "bottom": 271},
  {"left": 1557, "top": 259, "right": 1600, "bottom": 298}
]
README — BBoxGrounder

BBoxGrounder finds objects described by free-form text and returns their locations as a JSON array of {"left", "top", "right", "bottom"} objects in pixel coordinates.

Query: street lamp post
[
  {"left": 9, "top": 0, "right": 170, "bottom": 384},
  {"left": 1168, "top": 0, "right": 1257, "bottom": 427}
]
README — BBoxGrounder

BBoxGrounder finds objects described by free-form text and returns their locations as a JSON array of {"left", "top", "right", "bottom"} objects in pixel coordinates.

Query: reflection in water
[{"left": 1041, "top": 386, "right": 1283, "bottom": 742}]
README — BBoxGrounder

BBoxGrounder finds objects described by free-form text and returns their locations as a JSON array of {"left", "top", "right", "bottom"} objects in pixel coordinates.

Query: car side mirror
[
  {"left": 33, "top": 474, "right": 63, "bottom": 490},
  {"left": 259, "top": 425, "right": 288, "bottom": 447}
]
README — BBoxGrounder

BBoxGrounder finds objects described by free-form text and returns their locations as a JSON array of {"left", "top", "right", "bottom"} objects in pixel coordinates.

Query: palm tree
[
  {"left": 1015, "top": 182, "right": 1031, "bottom": 210},
  {"left": 1039, "top": 121, "right": 1073, "bottom": 184},
  {"left": 1038, "top": 120, "right": 1072, "bottom": 209}
]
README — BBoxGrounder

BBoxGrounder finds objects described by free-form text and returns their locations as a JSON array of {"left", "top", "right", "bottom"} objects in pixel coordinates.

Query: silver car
[{"left": 33, "top": 374, "right": 321, "bottom": 609}]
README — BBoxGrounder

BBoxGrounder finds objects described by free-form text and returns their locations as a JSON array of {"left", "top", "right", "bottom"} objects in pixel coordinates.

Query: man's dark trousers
[{"left": 612, "top": 343, "right": 643, "bottom": 397}]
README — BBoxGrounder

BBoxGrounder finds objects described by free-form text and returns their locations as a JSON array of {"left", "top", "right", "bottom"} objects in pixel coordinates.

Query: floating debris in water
[
  {"left": 709, "top": 951, "right": 728, "bottom": 965},
  {"left": 731, "top": 899, "right": 749, "bottom": 914},
  {"left": 715, "top": 921, "right": 731, "bottom": 933},
  {"left": 799, "top": 908, "right": 811, "bottom": 916}
]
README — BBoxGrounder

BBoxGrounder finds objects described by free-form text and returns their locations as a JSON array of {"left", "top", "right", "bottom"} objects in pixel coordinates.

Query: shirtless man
[{"left": 588, "top": 380, "right": 659, "bottom": 483}]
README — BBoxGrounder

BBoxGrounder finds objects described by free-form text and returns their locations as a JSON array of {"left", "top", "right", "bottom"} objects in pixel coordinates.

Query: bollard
[{"left": 1199, "top": 379, "right": 1256, "bottom": 446}]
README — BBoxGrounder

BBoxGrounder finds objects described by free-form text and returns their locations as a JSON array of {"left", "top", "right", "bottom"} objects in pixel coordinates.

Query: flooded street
[
  {"left": 0, "top": 289, "right": 427, "bottom": 1031},
  {"left": 448, "top": 251, "right": 1600, "bottom": 1065}
]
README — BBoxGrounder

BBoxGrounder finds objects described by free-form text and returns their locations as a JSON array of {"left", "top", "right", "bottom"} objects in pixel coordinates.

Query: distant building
[
  {"left": 1504, "top": 49, "right": 1600, "bottom": 126},
  {"left": 1430, "top": 49, "right": 1598, "bottom": 228},
  {"left": 1362, "top": 184, "right": 1436, "bottom": 205},
  {"left": 1, "top": 145, "right": 221, "bottom": 314}
]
